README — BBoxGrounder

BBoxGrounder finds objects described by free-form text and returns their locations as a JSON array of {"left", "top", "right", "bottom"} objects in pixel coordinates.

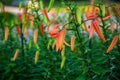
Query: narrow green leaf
[
  {"left": 19, "top": 1, "right": 23, "bottom": 10},
  {"left": 48, "top": 0, "right": 55, "bottom": 12},
  {"left": 101, "top": 5, "right": 106, "bottom": 17},
  {"left": 76, "top": 8, "right": 82, "bottom": 24},
  {"left": 61, "top": 56, "right": 66, "bottom": 69},
  {"left": 39, "top": 0, "right": 44, "bottom": 10}
]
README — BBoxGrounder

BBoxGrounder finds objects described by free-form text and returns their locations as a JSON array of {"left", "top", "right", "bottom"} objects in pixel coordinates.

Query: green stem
[
  {"left": 98, "top": 4, "right": 112, "bottom": 79},
  {"left": 20, "top": 23, "right": 24, "bottom": 63}
]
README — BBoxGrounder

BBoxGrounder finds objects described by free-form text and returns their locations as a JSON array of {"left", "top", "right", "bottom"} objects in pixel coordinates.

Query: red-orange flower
[
  {"left": 92, "top": 19, "right": 106, "bottom": 42},
  {"left": 16, "top": 26, "right": 21, "bottom": 37},
  {"left": 102, "top": 15, "right": 112, "bottom": 20},
  {"left": 107, "top": 35, "right": 118, "bottom": 53},
  {"left": 40, "top": 23, "right": 45, "bottom": 36},
  {"left": 47, "top": 21, "right": 60, "bottom": 38},
  {"left": 86, "top": 3, "right": 106, "bottom": 42},
  {"left": 86, "top": 5, "right": 99, "bottom": 20},
  {"left": 43, "top": 8, "right": 50, "bottom": 22},
  {"left": 13, "top": 49, "right": 20, "bottom": 61},
  {"left": 47, "top": 22, "right": 70, "bottom": 51},
  {"left": 33, "top": 29, "right": 38, "bottom": 44},
  {"left": 55, "top": 28, "right": 66, "bottom": 51}
]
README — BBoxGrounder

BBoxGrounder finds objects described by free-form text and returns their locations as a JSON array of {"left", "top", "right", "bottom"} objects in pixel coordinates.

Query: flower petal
[{"left": 92, "top": 20, "right": 106, "bottom": 42}]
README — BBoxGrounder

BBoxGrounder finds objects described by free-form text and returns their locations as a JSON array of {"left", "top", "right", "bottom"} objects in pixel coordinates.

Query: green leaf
[
  {"left": 48, "top": 0, "right": 55, "bottom": 12},
  {"left": 19, "top": 1, "right": 23, "bottom": 10},
  {"left": 39, "top": 0, "right": 44, "bottom": 10},
  {"left": 101, "top": 5, "right": 106, "bottom": 17},
  {"left": 76, "top": 7, "right": 82, "bottom": 24},
  {"left": 76, "top": 73, "right": 86, "bottom": 80},
  {"left": 61, "top": 56, "right": 66, "bottom": 69},
  {"left": 29, "top": 40, "right": 33, "bottom": 49}
]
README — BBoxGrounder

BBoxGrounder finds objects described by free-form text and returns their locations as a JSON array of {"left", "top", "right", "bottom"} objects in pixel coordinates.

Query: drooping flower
[
  {"left": 102, "top": 14, "right": 112, "bottom": 21},
  {"left": 33, "top": 29, "right": 38, "bottom": 44},
  {"left": 107, "top": 35, "right": 118, "bottom": 53},
  {"left": 43, "top": 8, "right": 50, "bottom": 22},
  {"left": 47, "top": 22, "right": 70, "bottom": 51},
  {"left": 40, "top": 23, "right": 45, "bottom": 36},
  {"left": 16, "top": 26, "right": 21, "bottom": 37},
  {"left": 13, "top": 49, "right": 20, "bottom": 61},
  {"left": 92, "top": 19, "right": 106, "bottom": 42},
  {"left": 30, "top": 21, "right": 34, "bottom": 28},
  {"left": 55, "top": 28, "right": 66, "bottom": 51},
  {"left": 4, "top": 27, "right": 9, "bottom": 41},
  {"left": 34, "top": 51, "right": 40, "bottom": 64},
  {"left": 85, "top": 1, "right": 106, "bottom": 42},
  {"left": 71, "top": 35, "right": 75, "bottom": 52},
  {"left": 30, "top": 15, "right": 35, "bottom": 28}
]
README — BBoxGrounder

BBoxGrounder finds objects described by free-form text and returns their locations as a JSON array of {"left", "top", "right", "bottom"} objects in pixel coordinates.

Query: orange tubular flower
[
  {"left": 30, "top": 15, "right": 35, "bottom": 28},
  {"left": 102, "top": 15, "right": 112, "bottom": 21},
  {"left": 89, "top": 23, "right": 95, "bottom": 39},
  {"left": 13, "top": 49, "right": 20, "bottom": 61},
  {"left": 60, "top": 28, "right": 66, "bottom": 50},
  {"left": 34, "top": 51, "right": 40, "bottom": 64},
  {"left": 107, "top": 36, "right": 118, "bottom": 53},
  {"left": 71, "top": 35, "right": 75, "bottom": 51},
  {"left": 92, "top": 20, "right": 106, "bottom": 42},
  {"left": 16, "top": 26, "right": 21, "bottom": 37},
  {"left": 33, "top": 29, "right": 38, "bottom": 44},
  {"left": 56, "top": 28, "right": 66, "bottom": 51},
  {"left": 47, "top": 22, "right": 70, "bottom": 51},
  {"left": 30, "top": 21, "right": 34, "bottom": 28},
  {"left": 4, "top": 27, "right": 9, "bottom": 41},
  {"left": 43, "top": 8, "right": 50, "bottom": 22},
  {"left": 40, "top": 23, "right": 44, "bottom": 36},
  {"left": 24, "top": 13, "right": 30, "bottom": 27}
]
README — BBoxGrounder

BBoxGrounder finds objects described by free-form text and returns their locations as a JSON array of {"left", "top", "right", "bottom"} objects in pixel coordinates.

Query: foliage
[{"left": 0, "top": 0, "right": 120, "bottom": 80}]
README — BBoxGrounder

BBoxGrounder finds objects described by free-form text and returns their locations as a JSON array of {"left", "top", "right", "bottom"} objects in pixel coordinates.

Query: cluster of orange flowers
[{"left": 2, "top": 0, "right": 119, "bottom": 63}]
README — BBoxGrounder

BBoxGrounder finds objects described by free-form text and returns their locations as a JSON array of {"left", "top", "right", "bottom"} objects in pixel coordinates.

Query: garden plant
[{"left": 0, "top": 0, "right": 120, "bottom": 80}]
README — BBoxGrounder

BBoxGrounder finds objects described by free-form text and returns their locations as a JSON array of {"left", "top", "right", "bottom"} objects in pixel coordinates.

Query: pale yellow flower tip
[{"left": 34, "top": 51, "right": 40, "bottom": 64}]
